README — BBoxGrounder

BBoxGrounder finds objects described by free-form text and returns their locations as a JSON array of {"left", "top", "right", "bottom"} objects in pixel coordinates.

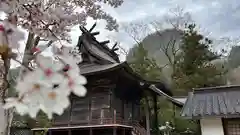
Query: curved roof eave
[{"left": 79, "top": 61, "right": 181, "bottom": 106}]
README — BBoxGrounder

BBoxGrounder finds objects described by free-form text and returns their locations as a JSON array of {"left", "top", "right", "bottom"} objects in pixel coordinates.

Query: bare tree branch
[
  {"left": 122, "top": 22, "right": 150, "bottom": 44},
  {"left": 164, "top": 6, "right": 193, "bottom": 30},
  {"left": 116, "top": 43, "right": 128, "bottom": 56}
]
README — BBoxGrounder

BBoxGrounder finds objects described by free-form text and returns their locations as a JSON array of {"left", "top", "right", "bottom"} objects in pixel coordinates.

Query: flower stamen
[
  {"left": 44, "top": 68, "right": 53, "bottom": 76},
  {"left": 33, "top": 84, "right": 41, "bottom": 90},
  {"left": 48, "top": 92, "right": 57, "bottom": 100}
]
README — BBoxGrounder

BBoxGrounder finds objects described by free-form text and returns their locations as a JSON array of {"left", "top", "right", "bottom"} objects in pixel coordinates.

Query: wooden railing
[
  {"left": 132, "top": 121, "right": 147, "bottom": 135},
  {"left": 37, "top": 109, "right": 131, "bottom": 127},
  {"left": 35, "top": 118, "right": 147, "bottom": 135},
  {"left": 51, "top": 118, "right": 134, "bottom": 127},
  {"left": 35, "top": 109, "right": 146, "bottom": 135}
]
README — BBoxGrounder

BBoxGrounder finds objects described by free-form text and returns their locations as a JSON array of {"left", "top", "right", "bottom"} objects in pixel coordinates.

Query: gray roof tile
[
  {"left": 181, "top": 85, "right": 240, "bottom": 119},
  {"left": 79, "top": 63, "right": 123, "bottom": 75}
]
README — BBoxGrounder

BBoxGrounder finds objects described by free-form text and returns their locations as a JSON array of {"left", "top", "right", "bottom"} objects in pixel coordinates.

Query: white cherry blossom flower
[
  {"left": 2, "top": 20, "right": 25, "bottom": 49},
  {"left": 40, "top": 85, "right": 70, "bottom": 119},
  {"left": 0, "top": 0, "right": 125, "bottom": 120},
  {"left": 4, "top": 97, "right": 42, "bottom": 118},
  {"left": 52, "top": 45, "right": 82, "bottom": 78},
  {"left": 25, "top": 102, "right": 41, "bottom": 118},
  {"left": 52, "top": 45, "right": 87, "bottom": 97},
  {"left": 52, "top": 45, "right": 82, "bottom": 65},
  {"left": 15, "top": 71, "right": 44, "bottom": 96},
  {"left": 36, "top": 55, "right": 64, "bottom": 72},
  {"left": 65, "top": 75, "right": 87, "bottom": 97},
  {"left": 63, "top": 46, "right": 82, "bottom": 64},
  {"left": 12, "top": 65, "right": 71, "bottom": 118},
  {"left": 3, "top": 98, "right": 29, "bottom": 116},
  {"left": 1, "top": 0, "right": 121, "bottom": 42}
]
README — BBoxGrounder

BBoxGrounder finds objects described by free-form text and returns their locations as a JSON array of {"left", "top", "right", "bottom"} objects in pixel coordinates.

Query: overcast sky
[{"left": 69, "top": 0, "right": 240, "bottom": 60}]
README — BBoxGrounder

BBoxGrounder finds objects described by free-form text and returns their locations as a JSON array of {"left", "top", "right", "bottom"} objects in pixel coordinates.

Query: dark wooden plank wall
[
  {"left": 53, "top": 107, "right": 70, "bottom": 123},
  {"left": 71, "top": 96, "right": 90, "bottom": 124},
  {"left": 111, "top": 90, "right": 141, "bottom": 122},
  {"left": 53, "top": 90, "right": 111, "bottom": 125},
  {"left": 132, "top": 103, "right": 140, "bottom": 121},
  {"left": 91, "top": 91, "right": 111, "bottom": 119},
  {"left": 52, "top": 82, "right": 141, "bottom": 126},
  {"left": 124, "top": 102, "right": 132, "bottom": 121},
  {"left": 113, "top": 97, "right": 123, "bottom": 120}
]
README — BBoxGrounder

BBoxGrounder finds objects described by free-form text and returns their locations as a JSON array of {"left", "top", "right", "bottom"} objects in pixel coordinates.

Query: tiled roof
[
  {"left": 181, "top": 85, "right": 240, "bottom": 119},
  {"left": 78, "top": 62, "right": 183, "bottom": 106},
  {"left": 79, "top": 63, "right": 123, "bottom": 75}
]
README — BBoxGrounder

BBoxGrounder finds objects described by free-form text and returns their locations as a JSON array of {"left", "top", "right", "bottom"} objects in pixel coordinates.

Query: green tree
[
  {"left": 173, "top": 23, "right": 227, "bottom": 93},
  {"left": 130, "top": 43, "right": 163, "bottom": 81},
  {"left": 129, "top": 43, "right": 165, "bottom": 135},
  {"left": 170, "top": 23, "right": 227, "bottom": 134},
  {"left": 228, "top": 46, "right": 240, "bottom": 69}
]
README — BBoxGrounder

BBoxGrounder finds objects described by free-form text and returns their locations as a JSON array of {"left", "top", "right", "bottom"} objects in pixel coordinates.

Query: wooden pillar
[
  {"left": 89, "top": 95, "right": 92, "bottom": 125},
  {"left": 68, "top": 129, "right": 71, "bottom": 135},
  {"left": 132, "top": 103, "right": 134, "bottom": 124},
  {"left": 123, "top": 101, "right": 126, "bottom": 121},
  {"left": 121, "top": 100, "right": 124, "bottom": 120},
  {"left": 110, "top": 90, "right": 114, "bottom": 122},
  {"left": 144, "top": 96, "right": 151, "bottom": 135},
  {"left": 69, "top": 97, "right": 73, "bottom": 125},
  {"left": 49, "top": 130, "right": 52, "bottom": 135},
  {"left": 153, "top": 93, "right": 159, "bottom": 135},
  {"left": 122, "top": 128, "right": 125, "bottom": 135},
  {"left": 173, "top": 104, "right": 176, "bottom": 126},
  {"left": 90, "top": 128, "right": 93, "bottom": 135},
  {"left": 113, "top": 128, "right": 117, "bottom": 135},
  {"left": 114, "top": 109, "right": 116, "bottom": 124},
  {"left": 100, "top": 109, "right": 104, "bottom": 124}
]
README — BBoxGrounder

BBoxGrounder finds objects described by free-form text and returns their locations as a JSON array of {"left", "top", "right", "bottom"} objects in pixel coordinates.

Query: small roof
[{"left": 181, "top": 85, "right": 240, "bottom": 119}]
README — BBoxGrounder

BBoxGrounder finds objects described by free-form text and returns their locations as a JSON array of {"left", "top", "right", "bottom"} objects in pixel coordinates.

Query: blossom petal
[
  {"left": 2, "top": 98, "right": 16, "bottom": 109},
  {"left": 15, "top": 104, "right": 29, "bottom": 116},
  {"left": 54, "top": 106, "right": 64, "bottom": 115},
  {"left": 77, "top": 75, "right": 87, "bottom": 85},
  {"left": 72, "top": 85, "right": 87, "bottom": 97}
]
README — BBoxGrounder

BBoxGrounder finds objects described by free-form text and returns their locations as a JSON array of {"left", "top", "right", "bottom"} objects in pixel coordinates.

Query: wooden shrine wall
[
  {"left": 51, "top": 75, "right": 141, "bottom": 127},
  {"left": 53, "top": 90, "right": 111, "bottom": 125}
]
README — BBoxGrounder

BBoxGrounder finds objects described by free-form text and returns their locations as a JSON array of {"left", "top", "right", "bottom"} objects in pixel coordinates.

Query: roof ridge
[
  {"left": 193, "top": 85, "right": 240, "bottom": 93},
  {"left": 79, "top": 25, "right": 120, "bottom": 62},
  {"left": 172, "top": 96, "right": 187, "bottom": 98}
]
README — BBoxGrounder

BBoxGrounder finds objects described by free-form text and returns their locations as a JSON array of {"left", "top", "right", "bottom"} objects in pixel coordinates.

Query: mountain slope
[{"left": 127, "top": 29, "right": 182, "bottom": 84}]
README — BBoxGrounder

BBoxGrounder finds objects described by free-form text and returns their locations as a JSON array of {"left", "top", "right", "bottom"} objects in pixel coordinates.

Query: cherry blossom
[
  {"left": 1, "top": 19, "right": 25, "bottom": 49},
  {"left": 0, "top": 0, "right": 123, "bottom": 126},
  {"left": 3, "top": 98, "right": 29, "bottom": 116},
  {"left": 41, "top": 89, "right": 70, "bottom": 119},
  {"left": 0, "top": 0, "right": 122, "bottom": 41},
  {"left": 52, "top": 45, "right": 82, "bottom": 78},
  {"left": 25, "top": 101, "right": 42, "bottom": 118},
  {"left": 65, "top": 75, "right": 87, "bottom": 97},
  {"left": 52, "top": 45, "right": 82, "bottom": 65},
  {"left": 2, "top": 45, "right": 88, "bottom": 118},
  {"left": 36, "top": 55, "right": 64, "bottom": 72},
  {"left": 4, "top": 63, "right": 76, "bottom": 118},
  {"left": 52, "top": 46, "right": 87, "bottom": 96}
]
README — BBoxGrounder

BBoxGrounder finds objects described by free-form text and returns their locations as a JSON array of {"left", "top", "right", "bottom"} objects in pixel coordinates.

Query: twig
[
  {"left": 1, "top": 54, "right": 10, "bottom": 103},
  {"left": 11, "top": 57, "right": 33, "bottom": 71},
  {"left": 117, "top": 44, "right": 128, "bottom": 56}
]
